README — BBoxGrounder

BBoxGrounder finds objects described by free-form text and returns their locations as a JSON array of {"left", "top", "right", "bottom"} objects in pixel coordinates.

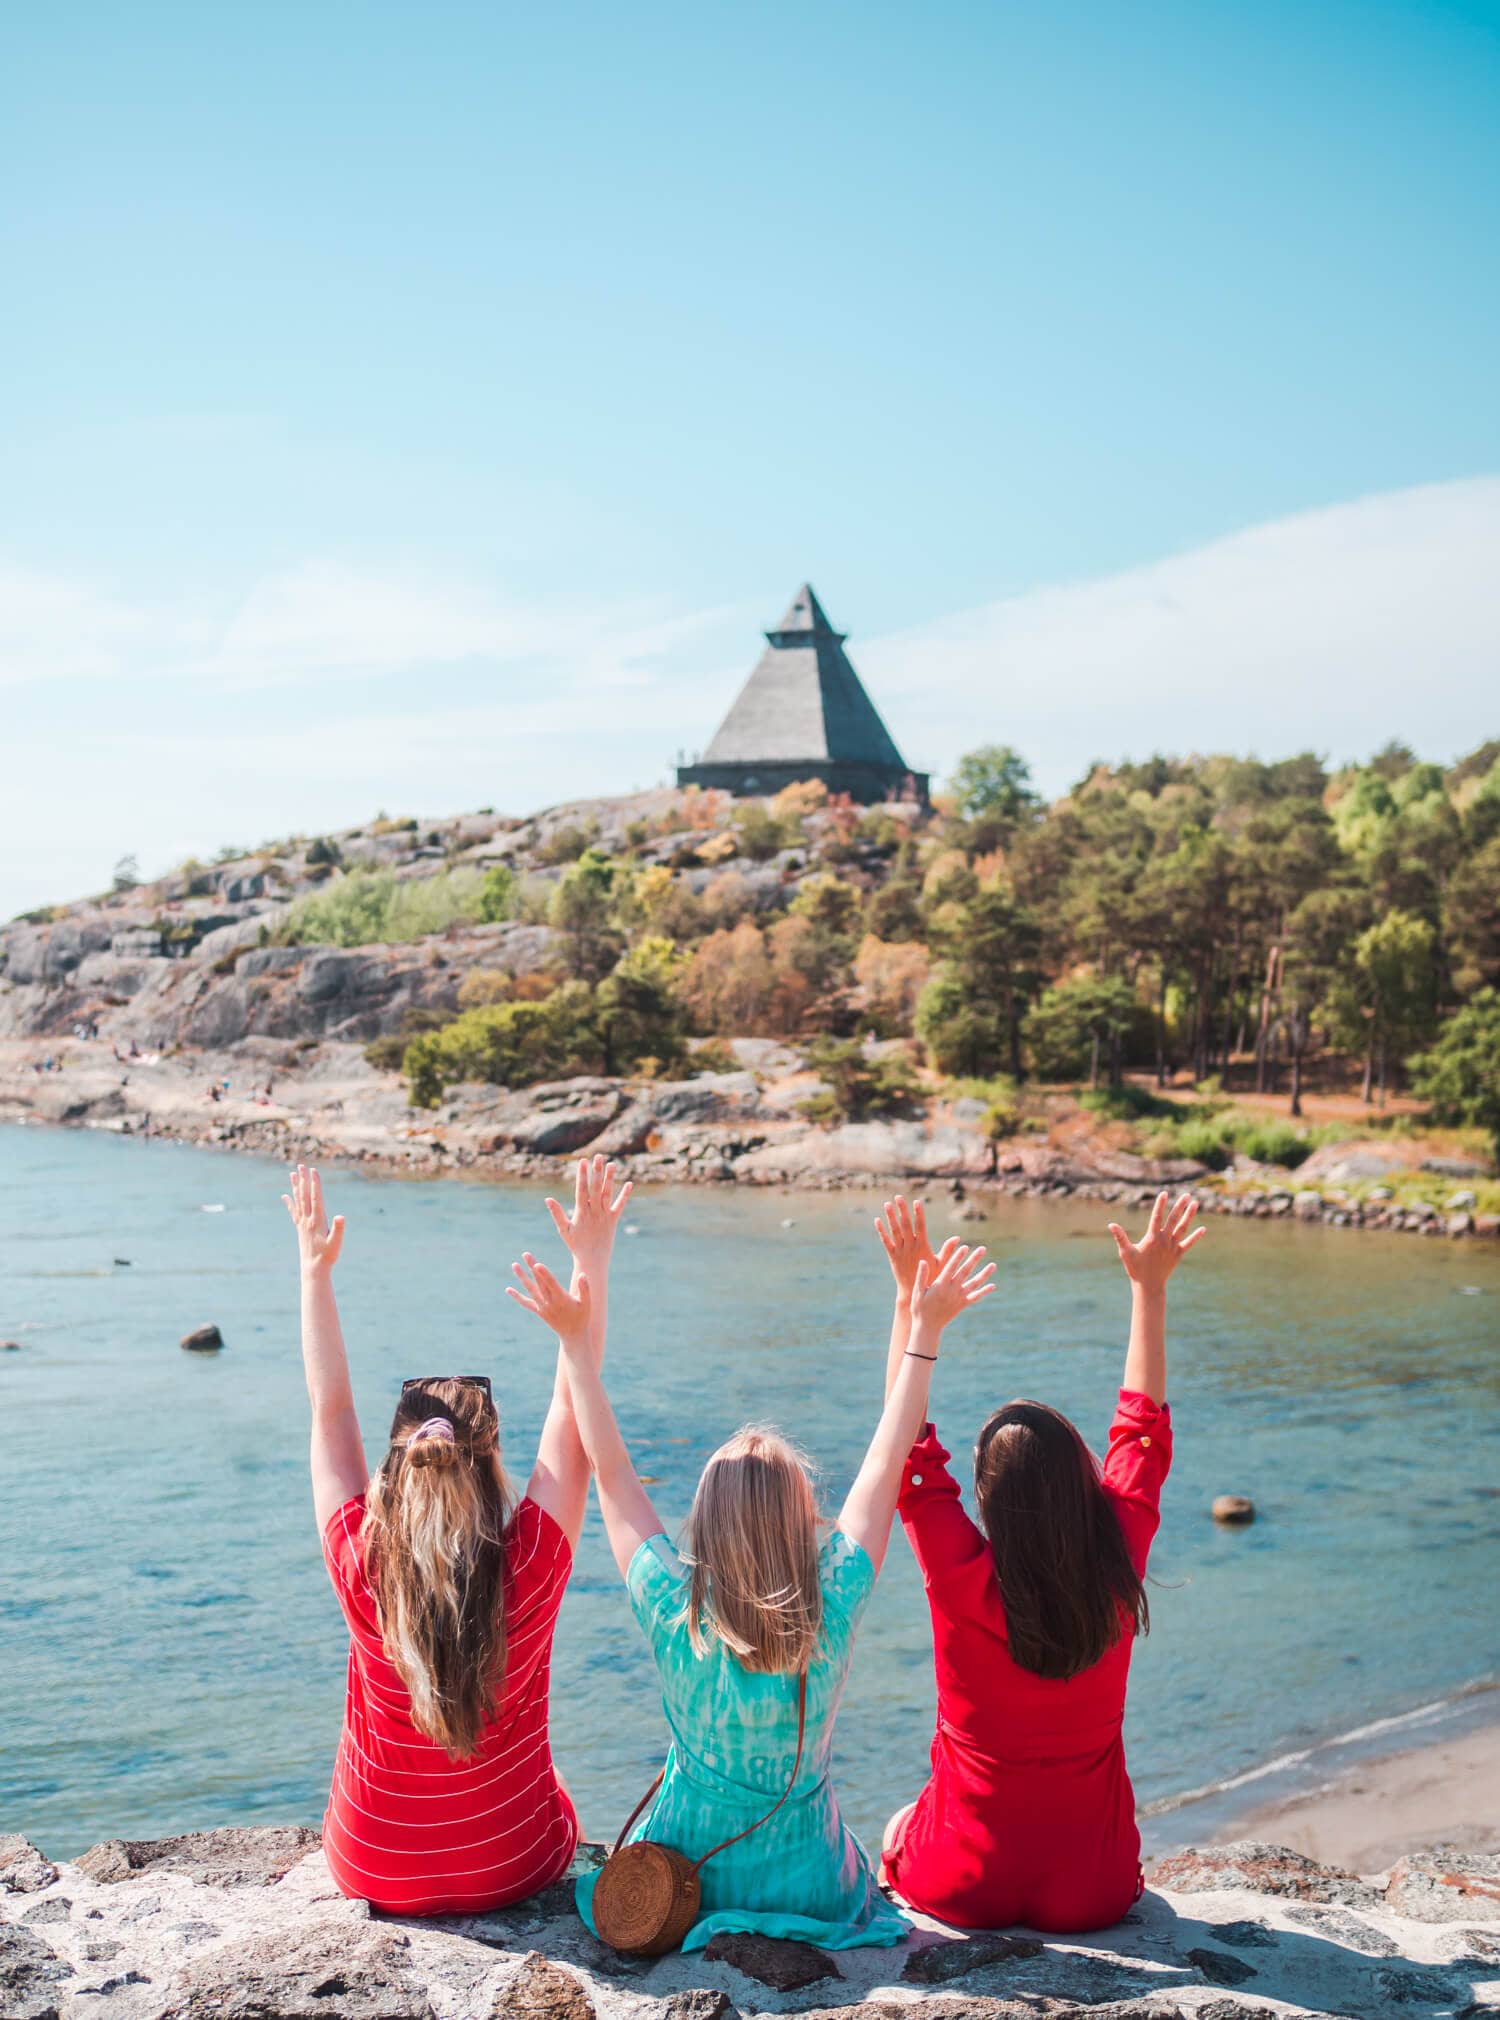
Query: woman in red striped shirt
[{"left": 283, "top": 1155, "right": 631, "bottom": 1916}]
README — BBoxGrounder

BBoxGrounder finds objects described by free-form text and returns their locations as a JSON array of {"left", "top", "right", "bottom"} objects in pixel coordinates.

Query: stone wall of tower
[{"left": 675, "top": 758, "right": 929, "bottom": 804}]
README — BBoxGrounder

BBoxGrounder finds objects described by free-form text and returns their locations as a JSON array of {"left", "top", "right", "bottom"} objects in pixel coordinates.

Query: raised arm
[
  {"left": 875, "top": 1196, "right": 959, "bottom": 1400},
  {"left": 524, "top": 1155, "right": 632, "bottom": 1550},
  {"left": 282, "top": 1164, "right": 368, "bottom": 1532},
  {"left": 1106, "top": 1191, "right": 1204, "bottom": 1405},
  {"left": 507, "top": 1254, "right": 661, "bottom": 1582},
  {"left": 838, "top": 1243, "right": 995, "bottom": 1574}
]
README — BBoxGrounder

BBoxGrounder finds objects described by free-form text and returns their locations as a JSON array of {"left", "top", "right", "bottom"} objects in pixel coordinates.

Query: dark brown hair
[
  {"left": 361, "top": 1379, "right": 514, "bottom": 1757},
  {"left": 973, "top": 1399, "right": 1148, "bottom": 1681}
]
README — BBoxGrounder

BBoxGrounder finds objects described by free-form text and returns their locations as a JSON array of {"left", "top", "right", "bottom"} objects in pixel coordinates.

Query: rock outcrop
[{"left": 1, "top": 1828, "right": 1496, "bottom": 2020}]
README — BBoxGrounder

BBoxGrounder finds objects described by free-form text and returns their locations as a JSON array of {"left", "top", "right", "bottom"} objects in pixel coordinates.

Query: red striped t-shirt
[{"left": 320, "top": 1492, "right": 577, "bottom": 1915}]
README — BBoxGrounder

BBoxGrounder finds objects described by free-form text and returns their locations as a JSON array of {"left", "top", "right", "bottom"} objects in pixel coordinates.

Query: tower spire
[{"left": 675, "top": 583, "right": 927, "bottom": 805}]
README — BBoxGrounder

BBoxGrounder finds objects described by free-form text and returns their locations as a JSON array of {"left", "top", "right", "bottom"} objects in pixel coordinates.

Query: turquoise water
[{"left": 2, "top": 1124, "right": 1498, "bottom": 1862}]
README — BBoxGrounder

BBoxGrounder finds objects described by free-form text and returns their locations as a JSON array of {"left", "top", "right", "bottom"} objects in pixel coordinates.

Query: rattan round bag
[
  {"left": 592, "top": 1671, "right": 807, "bottom": 1958},
  {"left": 592, "top": 1838, "right": 701, "bottom": 1957}
]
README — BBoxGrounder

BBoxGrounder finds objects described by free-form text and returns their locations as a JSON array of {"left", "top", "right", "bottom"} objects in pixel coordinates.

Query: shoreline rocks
[
  {"left": 2, "top": 1038, "right": 1496, "bottom": 1243},
  {"left": 1, "top": 1828, "right": 1496, "bottom": 2020}
]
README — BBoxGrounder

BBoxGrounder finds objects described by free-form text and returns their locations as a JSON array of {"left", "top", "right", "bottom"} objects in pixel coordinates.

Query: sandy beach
[{"left": 1228, "top": 1712, "right": 1500, "bottom": 1873}]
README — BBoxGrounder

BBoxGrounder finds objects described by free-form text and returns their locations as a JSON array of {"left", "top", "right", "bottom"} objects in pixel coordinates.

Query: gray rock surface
[
  {"left": 76, "top": 1827, "right": 320, "bottom": 1888},
  {"left": 0, "top": 1827, "right": 1495, "bottom": 2019},
  {"left": 1385, "top": 1852, "right": 1500, "bottom": 1923},
  {"left": 1, "top": 1836, "right": 60, "bottom": 1894}
]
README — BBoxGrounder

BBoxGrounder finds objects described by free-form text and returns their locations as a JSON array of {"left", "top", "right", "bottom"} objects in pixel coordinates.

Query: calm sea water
[{"left": 3, "top": 1124, "right": 1498, "bottom": 1862}]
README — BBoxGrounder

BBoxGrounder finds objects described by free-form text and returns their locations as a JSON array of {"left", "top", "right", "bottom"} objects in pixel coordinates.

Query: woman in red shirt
[
  {"left": 877, "top": 1190, "right": 1202, "bottom": 1935},
  {"left": 283, "top": 1154, "right": 631, "bottom": 1916}
]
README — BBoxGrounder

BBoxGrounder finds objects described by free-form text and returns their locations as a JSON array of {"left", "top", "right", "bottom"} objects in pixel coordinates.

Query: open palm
[
  {"left": 282, "top": 1164, "right": 345, "bottom": 1273},
  {"left": 1107, "top": 1191, "right": 1203, "bottom": 1290}
]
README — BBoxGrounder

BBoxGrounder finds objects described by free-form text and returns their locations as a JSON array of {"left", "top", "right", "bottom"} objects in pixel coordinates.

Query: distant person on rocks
[
  {"left": 282, "top": 1154, "right": 632, "bottom": 1916},
  {"left": 877, "top": 1190, "right": 1202, "bottom": 1934},
  {"left": 507, "top": 1215, "right": 994, "bottom": 1952}
]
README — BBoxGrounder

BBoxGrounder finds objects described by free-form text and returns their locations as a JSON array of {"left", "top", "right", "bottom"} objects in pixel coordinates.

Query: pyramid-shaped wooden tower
[{"left": 677, "top": 584, "right": 927, "bottom": 804}]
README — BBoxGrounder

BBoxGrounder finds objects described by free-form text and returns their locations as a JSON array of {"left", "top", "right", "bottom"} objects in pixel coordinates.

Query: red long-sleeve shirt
[{"left": 883, "top": 1390, "right": 1171, "bottom": 1933}]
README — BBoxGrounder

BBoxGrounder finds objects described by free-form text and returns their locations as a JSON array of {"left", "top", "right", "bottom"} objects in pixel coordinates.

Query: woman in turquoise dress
[{"left": 507, "top": 1214, "right": 995, "bottom": 1952}]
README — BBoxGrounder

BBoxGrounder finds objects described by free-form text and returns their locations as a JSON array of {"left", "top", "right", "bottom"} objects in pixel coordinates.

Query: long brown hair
[
  {"left": 683, "top": 1426, "right": 822, "bottom": 1675},
  {"left": 973, "top": 1399, "right": 1148, "bottom": 1681},
  {"left": 361, "top": 1379, "right": 514, "bottom": 1757}
]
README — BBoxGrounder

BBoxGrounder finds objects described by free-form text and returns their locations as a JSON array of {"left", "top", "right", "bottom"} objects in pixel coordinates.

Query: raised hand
[
  {"left": 909, "top": 1243, "right": 996, "bottom": 1337},
  {"left": 545, "top": 1154, "right": 632, "bottom": 1273},
  {"left": 1108, "top": 1191, "right": 1204, "bottom": 1292},
  {"left": 874, "top": 1196, "right": 959, "bottom": 1300},
  {"left": 507, "top": 1252, "right": 593, "bottom": 1353},
  {"left": 282, "top": 1164, "right": 345, "bottom": 1274}
]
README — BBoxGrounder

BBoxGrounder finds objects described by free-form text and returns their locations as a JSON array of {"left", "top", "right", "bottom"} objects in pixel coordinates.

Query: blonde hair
[
  {"left": 683, "top": 1425, "right": 822, "bottom": 1674},
  {"left": 361, "top": 1379, "right": 514, "bottom": 1757}
]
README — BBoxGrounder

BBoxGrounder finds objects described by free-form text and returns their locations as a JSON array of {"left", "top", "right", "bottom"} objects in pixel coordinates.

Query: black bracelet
[{"left": 905, "top": 1348, "right": 937, "bottom": 1362}]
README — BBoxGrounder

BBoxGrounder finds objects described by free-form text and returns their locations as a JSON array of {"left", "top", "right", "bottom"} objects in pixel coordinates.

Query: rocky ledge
[
  {"left": 4, "top": 1040, "right": 1496, "bottom": 1241},
  {"left": 3, "top": 1829, "right": 1497, "bottom": 2020}
]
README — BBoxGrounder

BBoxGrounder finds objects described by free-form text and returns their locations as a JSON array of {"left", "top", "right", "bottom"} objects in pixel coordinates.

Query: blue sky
[{"left": 3, "top": 1, "right": 1498, "bottom": 916}]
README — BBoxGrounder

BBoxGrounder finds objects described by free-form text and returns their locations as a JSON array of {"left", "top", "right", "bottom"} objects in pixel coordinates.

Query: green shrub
[
  {"left": 384, "top": 869, "right": 485, "bottom": 941},
  {"left": 1078, "top": 1083, "right": 1177, "bottom": 1121},
  {"left": 916, "top": 971, "right": 1006, "bottom": 1077},
  {"left": 1410, "top": 989, "right": 1500, "bottom": 1163},
  {"left": 734, "top": 802, "right": 796, "bottom": 861},
  {"left": 282, "top": 867, "right": 485, "bottom": 948},
  {"left": 401, "top": 942, "right": 689, "bottom": 1106},
  {"left": 403, "top": 981, "right": 604, "bottom": 1106},
  {"left": 1140, "top": 1105, "right": 1312, "bottom": 1170},
  {"left": 477, "top": 863, "right": 516, "bottom": 923},
  {"left": 365, "top": 1007, "right": 451, "bottom": 1073},
  {"left": 597, "top": 936, "right": 688, "bottom": 1076},
  {"left": 536, "top": 821, "right": 601, "bottom": 865},
  {"left": 801, "top": 1037, "right": 920, "bottom": 1125},
  {"left": 1235, "top": 1120, "right": 1313, "bottom": 1168},
  {"left": 947, "top": 1074, "right": 1022, "bottom": 1139},
  {"left": 1170, "top": 1118, "right": 1232, "bottom": 1169},
  {"left": 690, "top": 1036, "right": 738, "bottom": 1075}
]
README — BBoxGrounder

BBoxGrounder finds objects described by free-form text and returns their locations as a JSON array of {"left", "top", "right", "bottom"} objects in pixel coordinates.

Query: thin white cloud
[
  {"left": 859, "top": 477, "right": 1500, "bottom": 791},
  {"left": 0, "top": 555, "right": 735, "bottom": 694},
  {"left": 3, "top": 478, "right": 1496, "bottom": 919},
  {"left": 0, "top": 564, "right": 176, "bottom": 687}
]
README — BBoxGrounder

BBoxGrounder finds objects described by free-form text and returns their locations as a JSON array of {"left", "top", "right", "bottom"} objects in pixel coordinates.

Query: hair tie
[{"left": 406, "top": 1416, "right": 455, "bottom": 1447}]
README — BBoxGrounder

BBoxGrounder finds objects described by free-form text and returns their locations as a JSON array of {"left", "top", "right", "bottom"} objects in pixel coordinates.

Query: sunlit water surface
[{"left": 3, "top": 1125, "right": 1497, "bottom": 1860}]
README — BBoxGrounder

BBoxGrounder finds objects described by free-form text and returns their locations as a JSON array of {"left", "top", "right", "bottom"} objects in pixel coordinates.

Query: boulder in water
[
  {"left": 1212, "top": 1494, "right": 1256, "bottom": 1525},
  {"left": 180, "top": 1324, "right": 224, "bottom": 1353}
]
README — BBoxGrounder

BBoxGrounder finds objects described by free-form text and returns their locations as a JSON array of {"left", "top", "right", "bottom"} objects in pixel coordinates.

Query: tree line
[{"left": 391, "top": 740, "right": 1500, "bottom": 1154}]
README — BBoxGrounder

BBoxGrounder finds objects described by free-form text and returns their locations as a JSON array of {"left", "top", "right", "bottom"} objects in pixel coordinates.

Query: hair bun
[{"left": 406, "top": 1435, "right": 461, "bottom": 1471}]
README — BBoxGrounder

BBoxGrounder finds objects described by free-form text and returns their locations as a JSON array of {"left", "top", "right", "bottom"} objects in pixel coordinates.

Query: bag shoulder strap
[
  {"left": 610, "top": 1767, "right": 666, "bottom": 1858},
  {"left": 691, "top": 1669, "right": 808, "bottom": 1875},
  {"left": 610, "top": 1669, "right": 809, "bottom": 1871}
]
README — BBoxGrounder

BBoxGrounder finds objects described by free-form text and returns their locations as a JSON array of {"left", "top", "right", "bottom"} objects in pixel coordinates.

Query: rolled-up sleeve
[
  {"left": 1103, "top": 1389, "right": 1173, "bottom": 1575},
  {"left": 898, "top": 1422, "right": 983, "bottom": 1583},
  {"left": 626, "top": 1532, "right": 686, "bottom": 1658}
]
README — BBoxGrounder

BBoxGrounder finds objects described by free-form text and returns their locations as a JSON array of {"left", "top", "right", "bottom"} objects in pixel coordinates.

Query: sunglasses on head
[{"left": 401, "top": 1375, "right": 493, "bottom": 1400}]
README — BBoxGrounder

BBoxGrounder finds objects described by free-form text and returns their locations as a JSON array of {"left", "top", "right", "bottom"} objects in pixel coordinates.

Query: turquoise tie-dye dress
[{"left": 577, "top": 1528, "right": 908, "bottom": 1952}]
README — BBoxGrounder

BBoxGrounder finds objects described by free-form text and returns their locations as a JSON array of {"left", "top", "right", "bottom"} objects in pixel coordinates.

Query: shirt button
[
  {"left": 1139, "top": 1435, "right": 1152, "bottom": 1448},
  {"left": 911, "top": 1473, "right": 924, "bottom": 1486}
]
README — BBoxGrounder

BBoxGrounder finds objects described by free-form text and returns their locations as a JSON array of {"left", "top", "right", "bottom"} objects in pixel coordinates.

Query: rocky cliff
[{"left": 3, "top": 790, "right": 1493, "bottom": 1227}]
